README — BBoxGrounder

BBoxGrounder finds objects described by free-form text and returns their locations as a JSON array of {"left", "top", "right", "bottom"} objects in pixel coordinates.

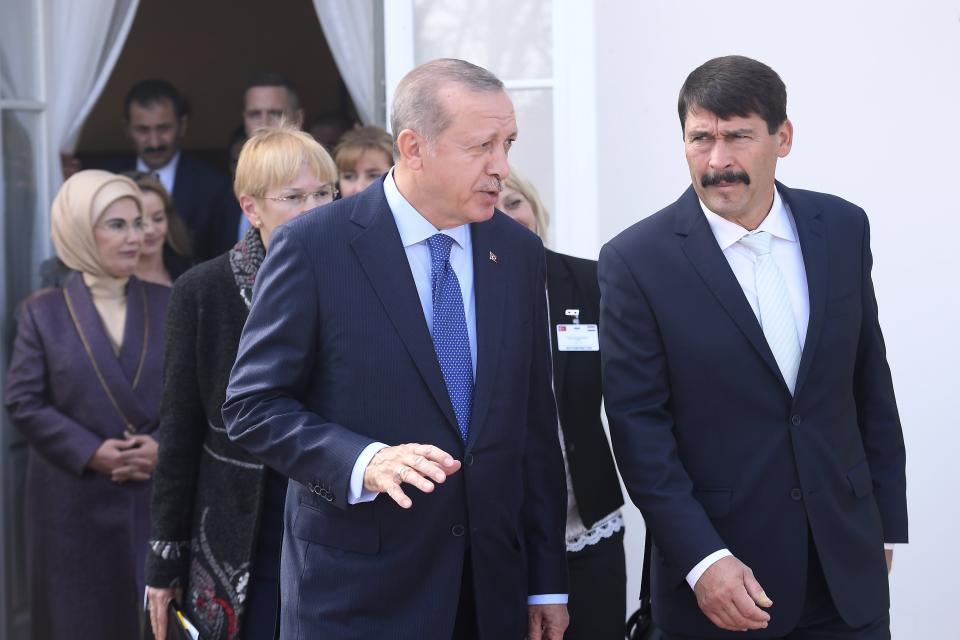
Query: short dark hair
[
  {"left": 124, "top": 79, "right": 190, "bottom": 120},
  {"left": 678, "top": 55, "right": 787, "bottom": 134},
  {"left": 243, "top": 72, "right": 301, "bottom": 110}
]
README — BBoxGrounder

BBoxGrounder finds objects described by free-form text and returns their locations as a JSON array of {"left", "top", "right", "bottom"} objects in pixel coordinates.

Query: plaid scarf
[{"left": 228, "top": 227, "right": 266, "bottom": 308}]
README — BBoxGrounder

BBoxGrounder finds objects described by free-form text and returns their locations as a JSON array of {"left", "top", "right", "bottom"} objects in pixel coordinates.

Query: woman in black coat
[
  {"left": 145, "top": 126, "right": 339, "bottom": 640},
  {"left": 499, "top": 168, "right": 627, "bottom": 640}
]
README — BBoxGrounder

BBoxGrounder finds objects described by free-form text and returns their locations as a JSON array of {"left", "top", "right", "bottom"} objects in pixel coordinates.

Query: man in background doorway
[
  {"left": 115, "top": 79, "right": 239, "bottom": 262},
  {"left": 237, "top": 72, "right": 306, "bottom": 239},
  {"left": 242, "top": 71, "right": 304, "bottom": 136}
]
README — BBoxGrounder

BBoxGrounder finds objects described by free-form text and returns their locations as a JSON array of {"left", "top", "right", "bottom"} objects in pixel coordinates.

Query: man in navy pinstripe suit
[{"left": 224, "top": 59, "right": 569, "bottom": 639}]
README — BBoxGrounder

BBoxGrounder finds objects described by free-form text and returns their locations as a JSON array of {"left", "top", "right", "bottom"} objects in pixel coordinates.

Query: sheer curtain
[
  {"left": 31, "top": 0, "right": 139, "bottom": 271},
  {"left": 312, "top": 0, "right": 377, "bottom": 124},
  {"left": 47, "top": 0, "right": 140, "bottom": 179}
]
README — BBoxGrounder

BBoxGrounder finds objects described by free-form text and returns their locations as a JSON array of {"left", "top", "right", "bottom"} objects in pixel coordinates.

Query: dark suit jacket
[
  {"left": 100, "top": 152, "right": 240, "bottom": 262},
  {"left": 598, "top": 183, "right": 907, "bottom": 637},
  {"left": 222, "top": 182, "right": 567, "bottom": 639},
  {"left": 545, "top": 249, "right": 623, "bottom": 528}
]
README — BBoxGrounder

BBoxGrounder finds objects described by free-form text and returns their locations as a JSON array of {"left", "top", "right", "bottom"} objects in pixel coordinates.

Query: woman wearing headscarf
[
  {"left": 37, "top": 171, "right": 193, "bottom": 288},
  {"left": 498, "top": 167, "right": 627, "bottom": 640},
  {"left": 4, "top": 170, "right": 170, "bottom": 640},
  {"left": 145, "top": 126, "right": 338, "bottom": 640}
]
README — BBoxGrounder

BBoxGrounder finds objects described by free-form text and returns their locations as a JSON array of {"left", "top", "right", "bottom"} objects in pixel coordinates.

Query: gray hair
[{"left": 390, "top": 58, "right": 504, "bottom": 155}]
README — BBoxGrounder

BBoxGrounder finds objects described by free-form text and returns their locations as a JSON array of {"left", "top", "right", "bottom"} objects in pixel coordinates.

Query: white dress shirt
[
  {"left": 136, "top": 151, "right": 180, "bottom": 195},
  {"left": 686, "top": 188, "right": 893, "bottom": 591}
]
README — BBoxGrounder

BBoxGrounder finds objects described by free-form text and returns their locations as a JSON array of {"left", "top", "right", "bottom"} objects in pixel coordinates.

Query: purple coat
[{"left": 4, "top": 273, "right": 169, "bottom": 640}]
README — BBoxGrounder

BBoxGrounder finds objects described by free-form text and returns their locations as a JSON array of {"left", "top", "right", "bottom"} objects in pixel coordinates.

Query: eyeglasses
[{"left": 262, "top": 185, "right": 338, "bottom": 205}]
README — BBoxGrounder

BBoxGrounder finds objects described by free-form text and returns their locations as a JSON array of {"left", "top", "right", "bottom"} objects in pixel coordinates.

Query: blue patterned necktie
[{"left": 427, "top": 233, "right": 474, "bottom": 440}]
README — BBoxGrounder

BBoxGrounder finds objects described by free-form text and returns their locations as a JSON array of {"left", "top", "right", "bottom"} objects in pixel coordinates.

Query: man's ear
[
  {"left": 777, "top": 119, "right": 793, "bottom": 158},
  {"left": 396, "top": 129, "right": 424, "bottom": 170},
  {"left": 177, "top": 115, "right": 189, "bottom": 139},
  {"left": 293, "top": 109, "right": 305, "bottom": 129}
]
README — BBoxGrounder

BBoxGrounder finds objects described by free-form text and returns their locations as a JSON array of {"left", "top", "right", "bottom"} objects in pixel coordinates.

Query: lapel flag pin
[{"left": 489, "top": 251, "right": 499, "bottom": 264}]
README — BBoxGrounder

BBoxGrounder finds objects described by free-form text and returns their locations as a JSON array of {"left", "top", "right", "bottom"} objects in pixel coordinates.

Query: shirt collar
[
  {"left": 700, "top": 187, "right": 797, "bottom": 251},
  {"left": 383, "top": 168, "right": 470, "bottom": 250},
  {"left": 136, "top": 150, "right": 181, "bottom": 194}
]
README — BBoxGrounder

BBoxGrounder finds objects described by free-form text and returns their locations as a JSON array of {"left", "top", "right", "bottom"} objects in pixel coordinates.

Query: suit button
[
  {"left": 567, "top": 442, "right": 576, "bottom": 454},
  {"left": 465, "top": 453, "right": 475, "bottom": 467},
  {"left": 791, "top": 414, "right": 801, "bottom": 426},
  {"left": 790, "top": 487, "right": 803, "bottom": 501},
  {"left": 451, "top": 524, "right": 466, "bottom": 537}
]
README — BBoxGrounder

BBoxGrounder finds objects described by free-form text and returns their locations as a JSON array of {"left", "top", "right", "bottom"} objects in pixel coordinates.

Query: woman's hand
[
  {"left": 87, "top": 437, "right": 138, "bottom": 475},
  {"left": 111, "top": 433, "right": 159, "bottom": 483},
  {"left": 147, "top": 586, "right": 183, "bottom": 639}
]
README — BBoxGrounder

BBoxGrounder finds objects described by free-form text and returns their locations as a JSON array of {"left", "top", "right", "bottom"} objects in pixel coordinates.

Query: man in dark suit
[
  {"left": 115, "top": 79, "right": 239, "bottom": 261},
  {"left": 599, "top": 55, "right": 907, "bottom": 639},
  {"left": 223, "top": 59, "right": 568, "bottom": 640}
]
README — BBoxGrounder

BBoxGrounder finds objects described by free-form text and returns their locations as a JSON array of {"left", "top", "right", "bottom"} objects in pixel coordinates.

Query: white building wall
[
  {"left": 588, "top": 2, "right": 960, "bottom": 636},
  {"left": 412, "top": 0, "right": 556, "bottom": 242}
]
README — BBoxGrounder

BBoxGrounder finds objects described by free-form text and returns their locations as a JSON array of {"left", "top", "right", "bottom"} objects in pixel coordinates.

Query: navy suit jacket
[
  {"left": 599, "top": 183, "right": 907, "bottom": 637},
  {"left": 101, "top": 152, "right": 240, "bottom": 262},
  {"left": 223, "top": 181, "right": 567, "bottom": 639}
]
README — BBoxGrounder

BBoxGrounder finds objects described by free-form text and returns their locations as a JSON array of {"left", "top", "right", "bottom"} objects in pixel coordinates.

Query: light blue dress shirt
[{"left": 347, "top": 171, "right": 565, "bottom": 605}]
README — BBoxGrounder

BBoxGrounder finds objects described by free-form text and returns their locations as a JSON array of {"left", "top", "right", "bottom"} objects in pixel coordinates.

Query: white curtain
[
  {"left": 36, "top": 0, "right": 139, "bottom": 267},
  {"left": 47, "top": 0, "right": 140, "bottom": 179},
  {"left": 312, "top": 0, "right": 377, "bottom": 125}
]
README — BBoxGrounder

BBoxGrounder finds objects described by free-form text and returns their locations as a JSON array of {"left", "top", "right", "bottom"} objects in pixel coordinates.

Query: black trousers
[
  {"left": 664, "top": 534, "right": 890, "bottom": 640},
  {"left": 566, "top": 528, "right": 627, "bottom": 640}
]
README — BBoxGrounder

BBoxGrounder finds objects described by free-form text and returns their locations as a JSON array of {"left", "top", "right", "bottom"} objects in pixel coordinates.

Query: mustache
[
  {"left": 701, "top": 170, "right": 750, "bottom": 187},
  {"left": 143, "top": 146, "right": 168, "bottom": 155},
  {"left": 479, "top": 177, "right": 503, "bottom": 193}
]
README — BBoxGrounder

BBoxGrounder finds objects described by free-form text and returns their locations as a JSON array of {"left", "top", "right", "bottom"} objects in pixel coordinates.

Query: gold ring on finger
[{"left": 397, "top": 465, "right": 410, "bottom": 482}]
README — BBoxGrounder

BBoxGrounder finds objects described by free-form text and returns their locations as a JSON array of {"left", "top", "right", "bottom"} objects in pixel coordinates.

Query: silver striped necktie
[{"left": 739, "top": 230, "right": 802, "bottom": 394}]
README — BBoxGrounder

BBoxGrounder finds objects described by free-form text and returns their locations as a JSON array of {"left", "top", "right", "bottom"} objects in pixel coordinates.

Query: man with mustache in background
[
  {"left": 117, "top": 79, "right": 240, "bottom": 261},
  {"left": 599, "top": 55, "right": 906, "bottom": 639}
]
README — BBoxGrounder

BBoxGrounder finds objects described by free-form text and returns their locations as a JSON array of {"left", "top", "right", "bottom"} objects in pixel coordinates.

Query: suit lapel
[
  {"left": 349, "top": 189, "right": 461, "bottom": 438},
  {"left": 545, "top": 250, "right": 573, "bottom": 401},
  {"left": 676, "top": 187, "right": 787, "bottom": 388},
  {"left": 465, "top": 217, "right": 506, "bottom": 452},
  {"left": 778, "top": 183, "right": 827, "bottom": 397}
]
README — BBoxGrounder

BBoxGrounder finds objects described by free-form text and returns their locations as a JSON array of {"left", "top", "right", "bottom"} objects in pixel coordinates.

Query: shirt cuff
[
  {"left": 884, "top": 543, "right": 896, "bottom": 551},
  {"left": 347, "top": 442, "right": 389, "bottom": 504},
  {"left": 527, "top": 594, "right": 568, "bottom": 605},
  {"left": 686, "top": 548, "right": 732, "bottom": 590}
]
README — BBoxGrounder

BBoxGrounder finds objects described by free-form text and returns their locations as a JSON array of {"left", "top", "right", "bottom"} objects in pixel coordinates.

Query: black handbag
[{"left": 625, "top": 532, "right": 663, "bottom": 640}]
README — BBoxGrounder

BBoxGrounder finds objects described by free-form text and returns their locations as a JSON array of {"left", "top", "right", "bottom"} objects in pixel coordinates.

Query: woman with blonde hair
[
  {"left": 145, "top": 125, "right": 338, "bottom": 640},
  {"left": 499, "top": 167, "right": 627, "bottom": 640},
  {"left": 5, "top": 170, "right": 170, "bottom": 639}
]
